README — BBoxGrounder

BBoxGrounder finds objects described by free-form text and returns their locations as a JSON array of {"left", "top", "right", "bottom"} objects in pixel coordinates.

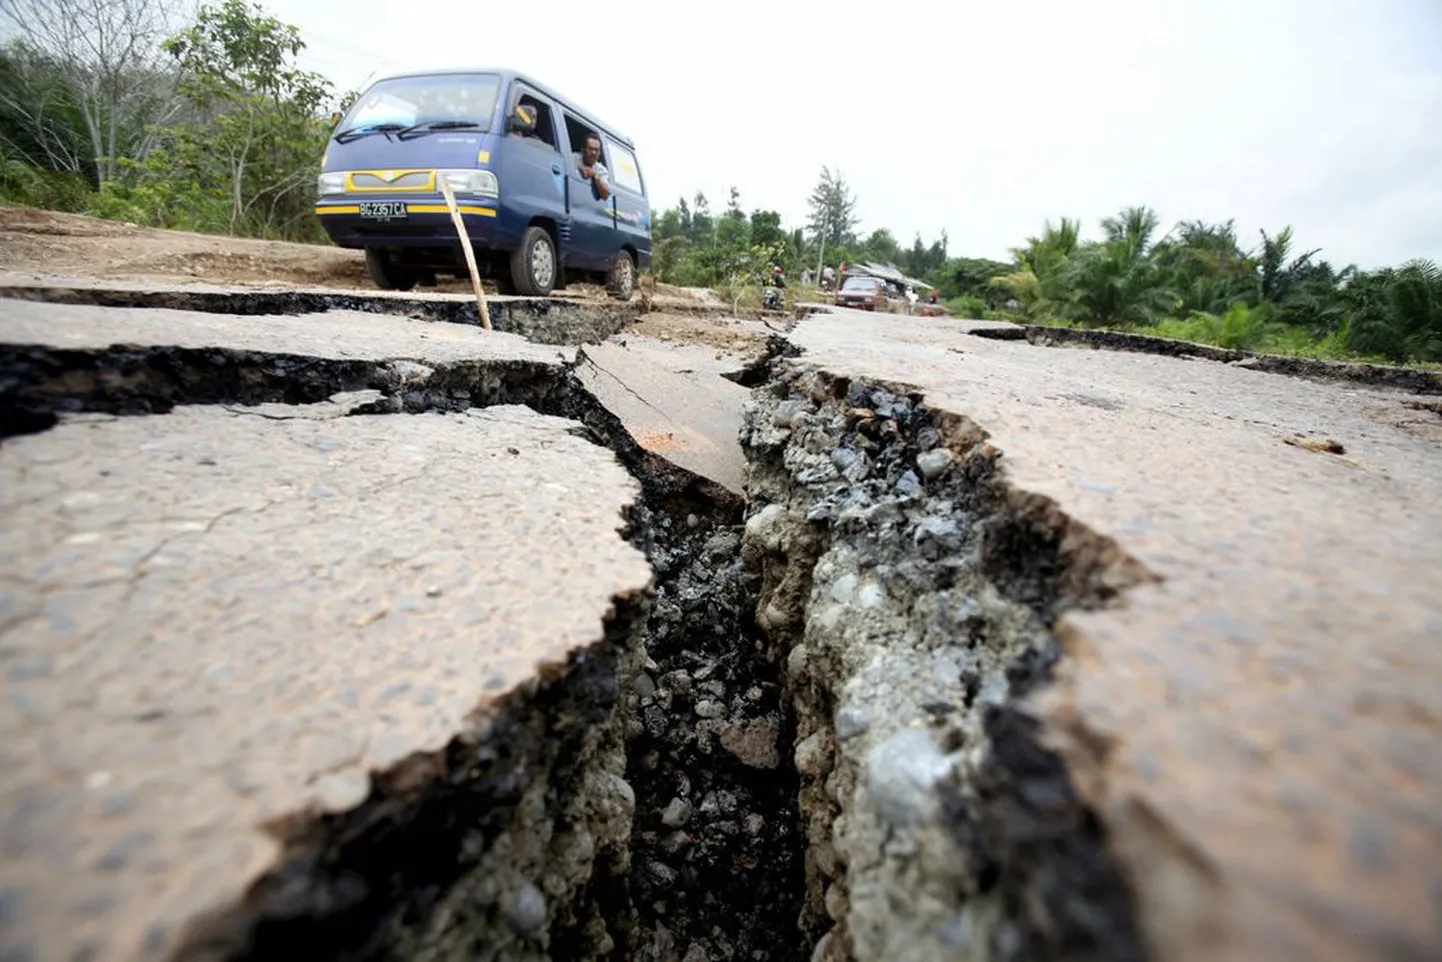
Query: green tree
[
  {"left": 947, "top": 257, "right": 1012, "bottom": 304},
  {"left": 653, "top": 205, "right": 685, "bottom": 241},
  {"left": 98, "top": 0, "right": 336, "bottom": 239},
  {"left": 0, "top": 0, "right": 181, "bottom": 188},
  {"left": 992, "top": 217, "right": 1080, "bottom": 317},
  {"left": 724, "top": 185, "right": 745, "bottom": 221},
  {"left": 1151, "top": 219, "right": 1257, "bottom": 315},
  {"left": 807, "top": 165, "right": 859, "bottom": 249},
  {"left": 1183, "top": 300, "right": 1273, "bottom": 351},
  {"left": 1275, "top": 259, "right": 1353, "bottom": 334},
  {"left": 652, "top": 235, "right": 691, "bottom": 282},
  {"left": 687, "top": 191, "right": 713, "bottom": 245},
  {"left": 1062, "top": 206, "right": 1178, "bottom": 326},
  {"left": 749, "top": 209, "right": 784, "bottom": 250},
  {"left": 0, "top": 45, "right": 97, "bottom": 208},
  {"left": 1345, "top": 260, "right": 1442, "bottom": 363},
  {"left": 862, "top": 227, "right": 900, "bottom": 264},
  {"left": 1257, "top": 226, "right": 1321, "bottom": 303},
  {"left": 901, "top": 230, "right": 949, "bottom": 279}
]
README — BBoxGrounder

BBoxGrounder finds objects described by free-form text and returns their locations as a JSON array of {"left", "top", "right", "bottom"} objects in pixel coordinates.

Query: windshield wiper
[
  {"left": 333, "top": 122, "right": 405, "bottom": 144},
  {"left": 397, "top": 120, "right": 482, "bottom": 140}
]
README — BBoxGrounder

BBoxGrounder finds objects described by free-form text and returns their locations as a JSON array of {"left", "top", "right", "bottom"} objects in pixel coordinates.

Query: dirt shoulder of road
[
  {"left": 0, "top": 204, "right": 375, "bottom": 289},
  {"left": 0, "top": 205, "right": 706, "bottom": 307}
]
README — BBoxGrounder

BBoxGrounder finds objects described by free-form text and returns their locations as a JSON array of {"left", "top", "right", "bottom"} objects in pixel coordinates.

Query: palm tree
[
  {"left": 1258, "top": 227, "right": 1321, "bottom": 303},
  {"left": 1346, "top": 260, "right": 1442, "bottom": 363},
  {"left": 1151, "top": 219, "right": 1257, "bottom": 315},
  {"left": 994, "top": 217, "right": 1080, "bottom": 317},
  {"left": 1060, "top": 206, "right": 1177, "bottom": 327},
  {"left": 1100, "top": 205, "right": 1161, "bottom": 252}
]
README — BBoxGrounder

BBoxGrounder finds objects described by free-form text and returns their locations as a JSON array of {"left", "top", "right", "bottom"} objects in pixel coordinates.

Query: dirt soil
[
  {"left": 630, "top": 311, "right": 780, "bottom": 355},
  {"left": 0, "top": 205, "right": 374, "bottom": 288},
  {"left": 0, "top": 205, "right": 707, "bottom": 305}
]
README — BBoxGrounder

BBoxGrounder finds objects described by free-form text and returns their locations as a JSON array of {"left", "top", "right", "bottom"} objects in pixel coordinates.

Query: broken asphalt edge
[
  {"left": 967, "top": 323, "right": 1442, "bottom": 395},
  {"left": 735, "top": 349, "right": 1161, "bottom": 962}
]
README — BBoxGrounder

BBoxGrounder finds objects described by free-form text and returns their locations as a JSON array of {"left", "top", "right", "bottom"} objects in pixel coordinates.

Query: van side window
[
  {"left": 562, "top": 114, "right": 605, "bottom": 170},
  {"left": 514, "top": 92, "right": 558, "bottom": 150},
  {"left": 605, "top": 140, "right": 643, "bottom": 195}
]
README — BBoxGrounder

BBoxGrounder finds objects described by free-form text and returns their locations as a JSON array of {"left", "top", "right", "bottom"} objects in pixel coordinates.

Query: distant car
[{"left": 834, "top": 275, "right": 887, "bottom": 311}]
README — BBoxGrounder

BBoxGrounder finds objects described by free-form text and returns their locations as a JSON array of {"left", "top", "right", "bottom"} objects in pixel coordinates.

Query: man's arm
[{"left": 592, "top": 162, "right": 610, "bottom": 200}]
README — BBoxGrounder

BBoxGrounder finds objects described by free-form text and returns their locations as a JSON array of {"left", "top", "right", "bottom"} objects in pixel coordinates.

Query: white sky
[{"left": 266, "top": 0, "right": 1441, "bottom": 269}]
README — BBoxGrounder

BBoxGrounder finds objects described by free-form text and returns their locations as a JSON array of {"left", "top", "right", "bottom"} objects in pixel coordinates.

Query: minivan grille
[{"left": 348, "top": 170, "right": 434, "bottom": 191}]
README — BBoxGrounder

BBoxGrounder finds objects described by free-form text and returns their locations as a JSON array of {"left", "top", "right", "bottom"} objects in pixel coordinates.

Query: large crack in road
[
  {"left": 1, "top": 295, "right": 816, "bottom": 962},
  {"left": 3, "top": 291, "right": 1440, "bottom": 962},
  {"left": 740, "top": 369, "right": 1153, "bottom": 961}
]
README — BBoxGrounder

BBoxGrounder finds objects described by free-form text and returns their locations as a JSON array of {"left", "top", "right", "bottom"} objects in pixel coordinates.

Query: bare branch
[{"left": 0, "top": 0, "right": 184, "bottom": 184}]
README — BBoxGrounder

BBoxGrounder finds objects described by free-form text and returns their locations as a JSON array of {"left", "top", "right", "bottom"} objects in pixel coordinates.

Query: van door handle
[{"left": 551, "top": 163, "right": 562, "bottom": 175}]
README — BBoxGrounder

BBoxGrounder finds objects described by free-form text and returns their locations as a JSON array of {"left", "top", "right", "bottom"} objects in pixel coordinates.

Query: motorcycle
[{"left": 762, "top": 266, "right": 786, "bottom": 312}]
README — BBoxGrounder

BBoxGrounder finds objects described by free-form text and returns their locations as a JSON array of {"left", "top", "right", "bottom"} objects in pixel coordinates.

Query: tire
[
  {"left": 606, "top": 250, "right": 636, "bottom": 302},
  {"left": 364, "top": 248, "right": 417, "bottom": 292},
  {"left": 509, "top": 225, "right": 556, "bottom": 296}
]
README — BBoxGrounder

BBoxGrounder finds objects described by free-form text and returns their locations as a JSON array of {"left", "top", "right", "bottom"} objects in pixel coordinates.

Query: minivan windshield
[{"left": 335, "top": 73, "right": 501, "bottom": 141}]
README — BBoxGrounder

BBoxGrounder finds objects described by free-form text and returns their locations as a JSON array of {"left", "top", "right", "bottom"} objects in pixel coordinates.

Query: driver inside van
[{"left": 575, "top": 134, "right": 610, "bottom": 200}]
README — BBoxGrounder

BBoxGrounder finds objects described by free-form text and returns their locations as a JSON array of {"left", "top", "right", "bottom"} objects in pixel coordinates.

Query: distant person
[
  {"left": 574, "top": 134, "right": 610, "bottom": 200},
  {"left": 905, "top": 287, "right": 918, "bottom": 314}
]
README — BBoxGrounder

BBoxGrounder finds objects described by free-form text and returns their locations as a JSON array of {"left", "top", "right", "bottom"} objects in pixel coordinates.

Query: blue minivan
[{"left": 315, "top": 68, "right": 651, "bottom": 300}]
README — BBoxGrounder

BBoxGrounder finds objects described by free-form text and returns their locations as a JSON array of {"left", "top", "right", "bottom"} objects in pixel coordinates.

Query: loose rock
[
  {"left": 503, "top": 881, "right": 548, "bottom": 937},
  {"left": 916, "top": 448, "right": 953, "bottom": 480}
]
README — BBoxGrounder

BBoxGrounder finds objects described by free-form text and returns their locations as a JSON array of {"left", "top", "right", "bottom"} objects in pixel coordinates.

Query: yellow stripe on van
[
  {"left": 409, "top": 204, "right": 497, "bottom": 217},
  {"left": 314, "top": 204, "right": 497, "bottom": 217}
]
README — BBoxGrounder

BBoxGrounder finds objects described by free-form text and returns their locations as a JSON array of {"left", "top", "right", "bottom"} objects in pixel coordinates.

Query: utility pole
[{"left": 815, "top": 216, "right": 827, "bottom": 283}]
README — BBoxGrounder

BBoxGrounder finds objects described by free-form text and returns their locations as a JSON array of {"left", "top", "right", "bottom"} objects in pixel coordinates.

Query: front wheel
[
  {"left": 365, "top": 248, "right": 417, "bottom": 292},
  {"left": 606, "top": 251, "right": 636, "bottom": 302},
  {"left": 509, "top": 226, "right": 556, "bottom": 296}
]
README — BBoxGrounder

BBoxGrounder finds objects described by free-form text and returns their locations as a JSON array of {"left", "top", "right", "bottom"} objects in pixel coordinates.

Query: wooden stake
[{"left": 438, "top": 180, "right": 492, "bottom": 331}]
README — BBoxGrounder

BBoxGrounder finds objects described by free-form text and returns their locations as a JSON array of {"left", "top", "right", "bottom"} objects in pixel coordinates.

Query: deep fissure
[
  {"left": 738, "top": 364, "right": 1153, "bottom": 961},
  {"left": 3, "top": 318, "right": 1155, "bottom": 961}
]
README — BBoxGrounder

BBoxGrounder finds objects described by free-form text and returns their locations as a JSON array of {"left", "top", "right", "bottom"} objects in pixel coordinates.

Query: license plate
[{"left": 359, "top": 201, "right": 408, "bottom": 220}]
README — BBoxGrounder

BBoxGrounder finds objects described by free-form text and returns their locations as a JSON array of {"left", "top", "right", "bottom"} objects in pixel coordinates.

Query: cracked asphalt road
[
  {"left": 0, "top": 402, "right": 652, "bottom": 962},
  {"left": 3, "top": 290, "right": 1441, "bottom": 962},
  {"left": 786, "top": 308, "right": 1442, "bottom": 962}
]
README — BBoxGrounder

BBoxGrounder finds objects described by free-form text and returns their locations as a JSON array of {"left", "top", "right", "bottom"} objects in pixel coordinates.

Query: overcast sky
[{"left": 268, "top": 0, "right": 1441, "bottom": 270}]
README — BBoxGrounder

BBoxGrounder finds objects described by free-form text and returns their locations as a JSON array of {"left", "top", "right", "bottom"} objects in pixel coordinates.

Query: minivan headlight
[
  {"left": 437, "top": 169, "right": 498, "bottom": 198},
  {"left": 317, "top": 171, "right": 346, "bottom": 196}
]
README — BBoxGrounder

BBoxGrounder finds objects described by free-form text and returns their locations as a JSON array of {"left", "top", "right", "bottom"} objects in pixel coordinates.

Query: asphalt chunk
[{"left": 0, "top": 403, "right": 652, "bottom": 962}]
